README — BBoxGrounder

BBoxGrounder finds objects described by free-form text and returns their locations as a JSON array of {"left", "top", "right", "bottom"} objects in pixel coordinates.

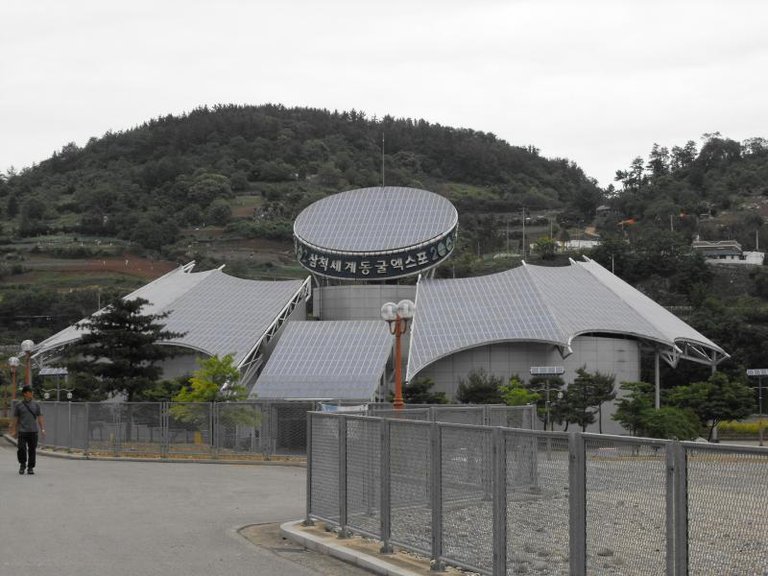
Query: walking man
[{"left": 10, "top": 385, "right": 45, "bottom": 475}]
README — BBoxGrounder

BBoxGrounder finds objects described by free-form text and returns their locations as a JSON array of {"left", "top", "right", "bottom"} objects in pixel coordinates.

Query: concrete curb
[{"left": 280, "top": 520, "right": 427, "bottom": 576}]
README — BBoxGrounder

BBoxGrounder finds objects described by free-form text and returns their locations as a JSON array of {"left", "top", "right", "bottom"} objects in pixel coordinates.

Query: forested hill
[{"left": 0, "top": 104, "right": 601, "bottom": 250}]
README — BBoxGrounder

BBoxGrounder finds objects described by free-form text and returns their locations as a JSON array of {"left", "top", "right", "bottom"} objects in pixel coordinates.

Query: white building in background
[
  {"left": 692, "top": 239, "right": 765, "bottom": 265},
  {"left": 560, "top": 239, "right": 600, "bottom": 250}
]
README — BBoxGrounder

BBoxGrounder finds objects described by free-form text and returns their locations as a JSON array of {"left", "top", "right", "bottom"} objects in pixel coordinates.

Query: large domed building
[{"left": 34, "top": 186, "right": 727, "bottom": 434}]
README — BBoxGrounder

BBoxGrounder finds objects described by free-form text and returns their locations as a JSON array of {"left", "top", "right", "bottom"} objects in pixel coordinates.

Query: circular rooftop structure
[{"left": 294, "top": 186, "right": 458, "bottom": 280}]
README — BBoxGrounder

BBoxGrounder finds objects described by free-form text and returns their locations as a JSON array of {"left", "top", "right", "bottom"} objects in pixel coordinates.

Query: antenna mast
[{"left": 381, "top": 132, "right": 385, "bottom": 187}]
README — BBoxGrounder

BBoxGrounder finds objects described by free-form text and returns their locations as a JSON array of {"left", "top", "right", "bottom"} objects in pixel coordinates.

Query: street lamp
[
  {"left": 530, "top": 366, "right": 565, "bottom": 431},
  {"left": 39, "top": 367, "right": 70, "bottom": 402},
  {"left": 21, "top": 339, "right": 34, "bottom": 387},
  {"left": 43, "top": 388, "right": 74, "bottom": 402},
  {"left": 381, "top": 299, "right": 416, "bottom": 410},
  {"left": 8, "top": 356, "right": 20, "bottom": 406}
]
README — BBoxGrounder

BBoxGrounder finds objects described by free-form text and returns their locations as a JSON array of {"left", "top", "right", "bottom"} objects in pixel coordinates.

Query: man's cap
[{"left": 21, "top": 385, "right": 32, "bottom": 394}]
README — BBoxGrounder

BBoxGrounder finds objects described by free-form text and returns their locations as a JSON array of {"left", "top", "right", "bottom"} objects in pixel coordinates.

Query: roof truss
[{"left": 239, "top": 277, "right": 312, "bottom": 387}]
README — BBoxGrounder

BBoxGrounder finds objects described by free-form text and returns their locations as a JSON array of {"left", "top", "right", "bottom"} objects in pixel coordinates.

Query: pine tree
[{"left": 65, "top": 297, "right": 185, "bottom": 401}]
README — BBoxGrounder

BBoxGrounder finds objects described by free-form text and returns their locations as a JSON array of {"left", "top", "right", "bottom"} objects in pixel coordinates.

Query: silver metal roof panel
[
  {"left": 35, "top": 264, "right": 306, "bottom": 367},
  {"left": 253, "top": 320, "right": 392, "bottom": 400},
  {"left": 293, "top": 186, "right": 458, "bottom": 253},
  {"left": 407, "top": 259, "right": 726, "bottom": 379}
]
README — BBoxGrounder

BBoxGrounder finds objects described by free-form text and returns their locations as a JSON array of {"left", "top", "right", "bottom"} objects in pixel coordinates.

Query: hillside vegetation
[{"left": 0, "top": 104, "right": 599, "bottom": 252}]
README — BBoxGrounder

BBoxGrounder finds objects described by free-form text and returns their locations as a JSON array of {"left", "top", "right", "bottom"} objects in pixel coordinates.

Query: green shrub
[{"left": 456, "top": 369, "right": 504, "bottom": 404}]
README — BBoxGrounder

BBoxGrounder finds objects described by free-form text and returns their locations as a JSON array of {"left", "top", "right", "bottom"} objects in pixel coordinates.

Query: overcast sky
[{"left": 2, "top": 0, "right": 767, "bottom": 188}]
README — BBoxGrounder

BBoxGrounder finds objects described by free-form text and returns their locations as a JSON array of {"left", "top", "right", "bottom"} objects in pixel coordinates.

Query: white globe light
[
  {"left": 397, "top": 299, "right": 416, "bottom": 319},
  {"left": 8, "top": 356, "right": 20, "bottom": 367},
  {"left": 380, "top": 302, "right": 398, "bottom": 322},
  {"left": 21, "top": 339, "right": 35, "bottom": 353}
]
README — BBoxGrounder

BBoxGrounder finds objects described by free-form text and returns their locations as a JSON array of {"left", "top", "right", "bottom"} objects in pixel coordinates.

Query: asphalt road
[{"left": 0, "top": 441, "right": 366, "bottom": 576}]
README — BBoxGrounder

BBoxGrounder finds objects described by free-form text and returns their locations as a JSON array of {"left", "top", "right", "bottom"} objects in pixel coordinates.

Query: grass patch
[
  {"left": 231, "top": 195, "right": 265, "bottom": 218},
  {"left": 718, "top": 419, "right": 768, "bottom": 438}
]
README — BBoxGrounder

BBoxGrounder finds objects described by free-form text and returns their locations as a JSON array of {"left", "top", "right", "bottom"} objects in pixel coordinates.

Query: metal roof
[
  {"left": 407, "top": 258, "right": 727, "bottom": 379},
  {"left": 293, "top": 186, "right": 458, "bottom": 253},
  {"left": 34, "top": 263, "right": 308, "bottom": 368},
  {"left": 252, "top": 320, "right": 392, "bottom": 400}
]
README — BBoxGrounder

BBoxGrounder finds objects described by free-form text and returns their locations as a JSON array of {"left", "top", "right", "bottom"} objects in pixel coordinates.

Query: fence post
[
  {"left": 673, "top": 442, "right": 688, "bottom": 576},
  {"left": 266, "top": 403, "right": 276, "bottom": 459},
  {"left": 338, "top": 416, "right": 349, "bottom": 539},
  {"left": 84, "top": 402, "right": 90, "bottom": 456},
  {"left": 67, "top": 401, "right": 72, "bottom": 452},
  {"left": 380, "top": 418, "right": 392, "bottom": 553},
  {"left": 529, "top": 405, "right": 536, "bottom": 429},
  {"left": 492, "top": 427, "right": 507, "bottom": 576},
  {"left": 257, "top": 402, "right": 266, "bottom": 457},
  {"left": 430, "top": 421, "right": 444, "bottom": 571},
  {"left": 304, "top": 411, "right": 315, "bottom": 526},
  {"left": 161, "top": 402, "right": 169, "bottom": 459},
  {"left": 665, "top": 442, "right": 675, "bottom": 576},
  {"left": 568, "top": 432, "right": 586, "bottom": 576},
  {"left": 212, "top": 402, "right": 219, "bottom": 458},
  {"left": 209, "top": 402, "right": 215, "bottom": 459},
  {"left": 113, "top": 404, "right": 120, "bottom": 457}
]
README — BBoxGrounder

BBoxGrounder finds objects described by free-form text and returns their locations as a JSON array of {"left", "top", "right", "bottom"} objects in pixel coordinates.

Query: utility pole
[
  {"left": 521, "top": 207, "right": 526, "bottom": 259},
  {"left": 381, "top": 133, "right": 385, "bottom": 187}
]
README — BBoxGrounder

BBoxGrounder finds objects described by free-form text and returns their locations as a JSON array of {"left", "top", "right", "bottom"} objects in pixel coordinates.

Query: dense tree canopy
[
  {"left": 456, "top": 369, "right": 504, "bottom": 404},
  {"left": 399, "top": 377, "right": 448, "bottom": 404},
  {"left": 667, "top": 372, "right": 755, "bottom": 440},
  {"left": 0, "top": 104, "right": 601, "bottom": 251},
  {"left": 173, "top": 354, "right": 245, "bottom": 402},
  {"left": 613, "top": 381, "right": 701, "bottom": 440}
]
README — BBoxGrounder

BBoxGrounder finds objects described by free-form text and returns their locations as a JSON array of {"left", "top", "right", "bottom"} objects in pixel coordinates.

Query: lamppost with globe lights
[
  {"left": 40, "top": 367, "right": 71, "bottom": 402},
  {"left": 21, "top": 339, "right": 34, "bottom": 388},
  {"left": 380, "top": 299, "right": 416, "bottom": 410},
  {"left": 529, "top": 366, "right": 565, "bottom": 431},
  {"left": 43, "top": 389, "right": 74, "bottom": 402},
  {"left": 8, "top": 356, "right": 20, "bottom": 407}
]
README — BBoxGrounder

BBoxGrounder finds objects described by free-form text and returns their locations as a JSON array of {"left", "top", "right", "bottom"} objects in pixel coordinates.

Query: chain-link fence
[
  {"left": 33, "top": 401, "right": 533, "bottom": 459},
  {"left": 306, "top": 412, "right": 768, "bottom": 576},
  {"left": 35, "top": 400, "right": 317, "bottom": 458},
  {"left": 684, "top": 442, "right": 768, "bottom": 576}
]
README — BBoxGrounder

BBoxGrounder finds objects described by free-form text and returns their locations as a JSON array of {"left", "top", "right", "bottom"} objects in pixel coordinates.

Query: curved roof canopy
[
  {"left": 407, "top": 258, "right": 727, "bottom": 379},
  {"left": 294, "top": 186, "right": 457, "bottom": 252},
  {"left": 35, "top": 263, "right": 310, "bottom": 369},
  {"left": 293, "top": 187, "right": 458, "bottom": 280},
  {"left": 252, "top": 320, "right": 392, "bottom": 400}
]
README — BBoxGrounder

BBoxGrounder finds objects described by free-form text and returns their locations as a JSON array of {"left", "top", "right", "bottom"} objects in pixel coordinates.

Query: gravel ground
[{"left": 339, "top": 446, "right": 768, "bottom": 576}]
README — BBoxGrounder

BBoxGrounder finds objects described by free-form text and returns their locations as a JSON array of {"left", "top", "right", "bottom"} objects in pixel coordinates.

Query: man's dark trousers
[{"left": 17, "top": 432, "right": 38, "bottom": 471}]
